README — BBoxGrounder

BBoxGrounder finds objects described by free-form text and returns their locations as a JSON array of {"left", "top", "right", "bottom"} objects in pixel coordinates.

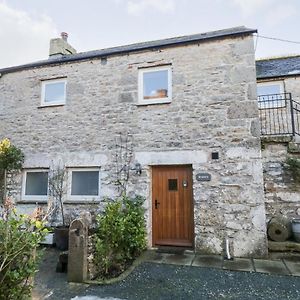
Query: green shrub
[
  {"left": 285, "top": 157, "right": 300, "bottom": 183},
  {"left": 93, "top": 195, "right": 146, "bottom": 278},
  {"left": 0, "top": 203, "right": 48, "bottom": 300}
]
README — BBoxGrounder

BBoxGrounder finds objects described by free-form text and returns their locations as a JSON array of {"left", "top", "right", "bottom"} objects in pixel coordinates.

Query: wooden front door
[{"left": 152, "top": 165, "right": 194, "bottom": 247}]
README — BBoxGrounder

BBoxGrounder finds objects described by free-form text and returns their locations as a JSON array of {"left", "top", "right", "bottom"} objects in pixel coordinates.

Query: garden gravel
[{"left": 34, "top": 257, "right": 300, "bottom": 300}]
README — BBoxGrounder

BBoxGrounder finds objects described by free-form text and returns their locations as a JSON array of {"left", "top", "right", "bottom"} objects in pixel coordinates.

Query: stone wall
[
  {"left": 0, "top": 34, "right": 267, "bottom": 257},
  {"left": 262, "top": 137, "right": 300, "bottom": 221}
]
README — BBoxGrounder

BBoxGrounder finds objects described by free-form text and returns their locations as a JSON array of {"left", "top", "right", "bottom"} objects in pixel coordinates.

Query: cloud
[
  {"left": 0, "top": 2, "right": 58, "bottom": 68},
  {"left": 127, "top": 0, "right": 175, "bottom": 15}
]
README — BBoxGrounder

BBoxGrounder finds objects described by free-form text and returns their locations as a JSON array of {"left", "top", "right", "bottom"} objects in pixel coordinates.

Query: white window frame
[
  {"left": 67, "top": 167, "right": 101, "bottom": 202},
  {"left": 41, "top": 78, "right": 67, "bottom": 107},
  {"left": 138, "top": 66, "right": 172, "bottom": 105},
  {"left": 22, "top": 169, "right": 49, "bottom": 202},
  {"left": 257, "top": 81, "right": 285, "bottom": 109}
]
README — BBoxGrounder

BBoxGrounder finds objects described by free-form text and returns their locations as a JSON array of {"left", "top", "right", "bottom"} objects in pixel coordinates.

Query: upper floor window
[
  {"left": 257, "top": 81, "right": 285, "bottom": 108},
  {"left": 41, "top": 78, "right": 66, "bottom": 107},
  {"left": 22, "top": 169, "right": 49, "bottom": 201},
  {"left": 138, "top": 66, "right": 172, "bottom": 105}
]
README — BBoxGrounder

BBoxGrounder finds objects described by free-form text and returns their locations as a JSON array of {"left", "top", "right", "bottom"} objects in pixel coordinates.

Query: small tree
[
  {"left": 48, "top": 165, "right": 67, "bottom": 226},
  {"left": 0, "top": 138, "right": 24, "bottom": 202}
]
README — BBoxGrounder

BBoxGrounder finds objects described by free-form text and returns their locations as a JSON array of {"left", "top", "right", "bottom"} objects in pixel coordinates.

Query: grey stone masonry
[
  {"left": 0, "top": 32, "right": 267, "bottom": 257},
  {"left": 262, "top": 138, "right": 300, "bottom": 221}
]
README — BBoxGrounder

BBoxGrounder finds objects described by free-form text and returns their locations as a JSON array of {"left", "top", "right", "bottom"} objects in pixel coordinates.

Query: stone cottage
[{"left": 0, "top": 26, "right": 268, "bottom": 257}]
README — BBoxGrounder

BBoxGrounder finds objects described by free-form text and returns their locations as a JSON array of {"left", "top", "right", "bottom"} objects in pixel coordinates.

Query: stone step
[{"left": 268, "top": 240, "right": 300, "bottom": 252}]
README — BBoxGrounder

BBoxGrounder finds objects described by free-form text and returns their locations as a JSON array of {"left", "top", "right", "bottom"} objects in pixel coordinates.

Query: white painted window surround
[
  {"left": 41, "top": 78, "right": 67, "bottom": 107},
  {"left": 22, "top": 169, "right": 49, "bottom": 202},
  {"left": 138, "top": 66, "right": 172, "bottom": 105},
  {"left": 67, "top": 168, "right": 101, "bottom": 202}
]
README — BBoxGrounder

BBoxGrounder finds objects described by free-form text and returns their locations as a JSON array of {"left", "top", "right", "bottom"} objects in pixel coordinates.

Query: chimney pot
[{"left": 61, "top": 32, "right": 68, "bottom": 41}]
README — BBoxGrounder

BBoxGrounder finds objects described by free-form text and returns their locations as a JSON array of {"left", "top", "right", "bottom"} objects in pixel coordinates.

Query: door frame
[{"left": 151, "top": 164, "right": 195, "bottom": 248}]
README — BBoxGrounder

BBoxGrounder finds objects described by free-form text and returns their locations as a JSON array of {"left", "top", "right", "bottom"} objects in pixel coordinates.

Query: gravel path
[{"left": 33, "top": 254, "right": 300, "bottom": 300}]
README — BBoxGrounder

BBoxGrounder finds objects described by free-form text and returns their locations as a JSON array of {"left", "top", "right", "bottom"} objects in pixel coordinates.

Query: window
[
  {"left": 22, "top": 169, "right": 49, "bottom": 201},
  {"left": 257, "top": 81, "right": 285, "bottom": 108},
  {"left": 138, "top": 66, "right": 172, "bottom": 105},
  {"left": 41, "top": 78, "right": 66, "bottom": 106},
  {"left": 168, "top": 179, "right": 178, "bottom": 191},
  {"left": 68, "top": 168, "right": 100, "bottom": 201}
]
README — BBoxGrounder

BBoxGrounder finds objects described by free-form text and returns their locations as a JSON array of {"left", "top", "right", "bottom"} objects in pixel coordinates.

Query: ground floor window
[
  {"left": 22, "top": 169, "right": 49, "bottom": 201},
  {"left": 68, "top": 168, "right": 100, "bottom": 201}
]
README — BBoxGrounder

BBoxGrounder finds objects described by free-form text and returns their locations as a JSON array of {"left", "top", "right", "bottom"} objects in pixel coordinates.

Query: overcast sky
[{"left": 0, "top": 0, "right": 300, "bottom": 69}]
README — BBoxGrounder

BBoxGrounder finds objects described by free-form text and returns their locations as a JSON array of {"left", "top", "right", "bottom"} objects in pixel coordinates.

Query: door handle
[{"left": 155, "top": 199, "right": 160, "bottom": 209}]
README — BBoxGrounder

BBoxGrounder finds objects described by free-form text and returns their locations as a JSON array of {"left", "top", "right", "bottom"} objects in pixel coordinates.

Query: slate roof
[
  {"left": 256, "top": 56, "right": 300, "bottom": 79},
  {"left": 0, "top": 26, "right": 256, "bottom": 75}
]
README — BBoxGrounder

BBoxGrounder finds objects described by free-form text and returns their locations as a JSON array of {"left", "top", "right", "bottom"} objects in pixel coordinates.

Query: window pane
[
  {"left": 257, "top": 83, "right": 285, "bottom": 108},
  {"left": 25, "top": 172, "right": 48, "bottom": 196},
  {"left": 257, "top": 84, "right": 281, "bottom": 96},
  {"left": 168, "top": 179, "right": 178, "bottom": 191},
  {"left": 71, "top": 171, "right": 99, "bottom": 196},
  {"left": 44, "top": 82, "right": 65, "bottom": 102},
  {"left": 143, "top": 70, "right": 168, "bottom": 99}
]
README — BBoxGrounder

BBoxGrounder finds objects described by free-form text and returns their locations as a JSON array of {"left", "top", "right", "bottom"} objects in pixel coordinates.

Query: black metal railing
[{"left": 258, "top": 93, "right": 300, "bottom": 136}]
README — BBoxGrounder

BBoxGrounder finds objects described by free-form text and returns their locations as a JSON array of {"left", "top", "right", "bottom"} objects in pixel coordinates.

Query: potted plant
[{"left": 48, "top": 164, "right": 69, "bottom": 250}]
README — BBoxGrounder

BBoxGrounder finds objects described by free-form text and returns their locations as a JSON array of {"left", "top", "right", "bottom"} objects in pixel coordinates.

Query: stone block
[
  {"left": 227, "top": 101, "right": 258, "bottom": 119},
  {"left": 68, "top": 218, "right": 89, "bottom": 283}
]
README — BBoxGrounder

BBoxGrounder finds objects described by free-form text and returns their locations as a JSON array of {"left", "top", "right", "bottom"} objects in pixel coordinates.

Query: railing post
[{"left": 289, "top": 93, "right": 296, "bottom": 136}]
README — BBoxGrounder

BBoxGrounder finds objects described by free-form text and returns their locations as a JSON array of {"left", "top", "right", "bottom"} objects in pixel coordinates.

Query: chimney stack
[
  {"left": 61, "top": 32, "right": 68, "bottom": 42},
  {"left": 49, "top": 32, "right": 76, "bottom": 57}
]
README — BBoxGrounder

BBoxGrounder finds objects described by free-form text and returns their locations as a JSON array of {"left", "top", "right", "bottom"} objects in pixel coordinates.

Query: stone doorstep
[
  {"left": 144, "top": 251, "right": 194, "bottom": 266},
  {"left": 253, "top": 259, "right": 290, "bottom": 275},
  {"left": 163, "top": 253, "right": 194, "bottom": 266}
]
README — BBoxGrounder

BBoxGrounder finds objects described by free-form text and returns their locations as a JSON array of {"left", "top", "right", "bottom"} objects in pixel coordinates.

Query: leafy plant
[
  {"left": 0, "top": 200, "right": 48, "bottom": 300},
  {"left": 0, "top": 138, "right": 24, "bottom": 170},
  {"left": 0, "top": 138, "right": 24, "bottom": 202},
  {"left": 285, "top": 157, "right": 300, "bottom": 184},
  {"left": 93, "top": 195, "right": 146, "bottom": 278}
]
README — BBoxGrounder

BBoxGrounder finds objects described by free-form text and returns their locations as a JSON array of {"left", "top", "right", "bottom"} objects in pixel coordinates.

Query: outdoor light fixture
[{"left": 135, "top": 163, "right": 142, "bottom": 175}]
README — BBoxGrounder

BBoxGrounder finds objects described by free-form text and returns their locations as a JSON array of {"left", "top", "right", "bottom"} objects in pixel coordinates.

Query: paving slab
[
  {"left": 223, "top": 258, "right": 254, "bottom": 272},
  {"left": 253, "top": 259, "right": 290, "bottom": 275},
  {"left": 192, "top": 255, "right": 223, "bottom": 269},
  {"left": 163, "top": 253, "right": 194, "bottom": 266},
  {"left": 143, "top": 252, "right": 168, "bottom": 264},
  {"left": 283, "top": 260, "right": 300, "bottom": 276}
]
